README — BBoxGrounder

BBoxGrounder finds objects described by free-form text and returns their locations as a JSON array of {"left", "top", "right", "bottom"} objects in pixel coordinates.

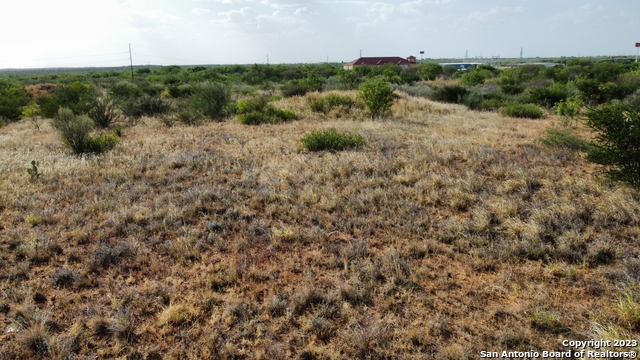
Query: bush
[
  {"left": 418, "top": 63, "right": 443, "bottom": 81},
  {"left": 461, "top": 91, "right": 484, "bottom": 110},
  {"left": 0, "top": 84, "right": 30, "bottom": 123},
  {"left": 189, "top": 81, "right": 231, "bottom": 121},
  {"left": 87, "top": 96, "right": 121, "bottom": 128},
  {"left": 539, "top": 127, "right": 590, "bottom": 151},
  {"left": 120, "top": 94, "right": 171, "bottom": 118},
  {"left": 357, "top": 78, "right": 395, "bottom": 118},
  {"left": 36, "top": 81, "right": 95, "bottom": 118},
  {"left": 556, "top": 97, "right": 582, "bottom": 127},
  {"left": 108, "top": 81, "right": 140, "bottom": 101},
  {"left": 310, "top": 93, "right": 353, "bottom": 113},
  {"left": 301, "top": 128, "right": 366, "bottom": 152},
  {"left": 499, "top": 103, "right": 544, "bottom": 119},
  {"left": 337, "top": 69, "right": 362, "bottom": 90},
  {"left": 237, "top": 106, "right": 298, "bottom": 125},
  {"left": 460, "top": 69, "right": 494, "bottom": 86},
  {"left": 52, "top": 108, "right": 119, "bottom": 154},
  {"left": 430, "top": 85, "right": 469, "bottom": 104},
  {"left": 52, "top": 108, "right": 95, "bottom": 153},
  {"left": 281, "top": 81, "right": 310, "bottom": 97},
  {"left": 85, "top": 133, "right": 120, "bottom": 153},
  {"left": 585, "top": 101, "right": 640, "bottom": 187},
  {"left": 236, "top": 96, "right": 298, "bottom": 125},
  {"left": 236, "top": 97, "right": 268, "bottom": 114},
  {"left": 526, "top": 83, "right": 569, "bottom": 109}
]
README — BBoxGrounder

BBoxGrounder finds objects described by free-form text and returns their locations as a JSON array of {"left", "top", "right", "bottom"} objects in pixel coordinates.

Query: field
[{"left": 1, "top": 90, "right": 640, "bottom": 359}]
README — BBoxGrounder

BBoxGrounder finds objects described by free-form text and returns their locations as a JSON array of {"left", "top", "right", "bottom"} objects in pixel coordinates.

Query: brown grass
[{"left": 1, "top": 92, "right": 639, "bottom": 358}]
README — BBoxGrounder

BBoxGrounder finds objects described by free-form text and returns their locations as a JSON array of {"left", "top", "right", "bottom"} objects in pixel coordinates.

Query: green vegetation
[
  {"left": 87, "top": 96, "right": 120, "bottom": 128},
  {"left": 556, "top": 96, "right": 582, "bottom": 127},
  {"left": 52, "top": 108, "right": 119, "bottom": 154},
  {"left": 0, "top": 83, "right": 30, "bottom": 123},
  {"left": 310, "top": 93, "right": 354, "bottom": 113},
  {"left": 499, "top": 103, "right": 544, "bottom": 119},
  {"left": 585, "top": 100, "right": 640, "bottom": 188},
  {"left": 236, "top": 96, "right": 298, "bottom": 125},
  {"left": 539, "top": 127, "right": 590, "bottom": 151},
  {"left": 189, "top": 81, "right": 231, "bottom": 121},
  {"left": 36, "top": 81, "right": 95, "bottom": 118},
  {"left": 301, "top": 128, "right": 366, "bottom": 152},
  {"left": 357, "top": 78, "right": 395, "bottom": 118}
]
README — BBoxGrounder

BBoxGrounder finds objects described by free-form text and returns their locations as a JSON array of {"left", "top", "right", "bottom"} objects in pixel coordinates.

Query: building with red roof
[{"left": 344, "top": 56, "right": 417, "bottom": 70}]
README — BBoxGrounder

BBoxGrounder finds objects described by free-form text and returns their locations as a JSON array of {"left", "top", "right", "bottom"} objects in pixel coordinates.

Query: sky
[{"left": 0, "top": 0, "right": 639, "bottom": 69}]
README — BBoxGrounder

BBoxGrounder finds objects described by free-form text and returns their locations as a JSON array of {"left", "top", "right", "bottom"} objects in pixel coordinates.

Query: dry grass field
[{"left": 1, "top": 91, "right": 639, "bottom": 359}]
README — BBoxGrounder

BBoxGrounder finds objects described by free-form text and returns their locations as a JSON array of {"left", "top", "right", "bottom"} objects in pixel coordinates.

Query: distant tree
[
  {"left": 0, "top": 83, "right": 30, "bottom": 123},
  {"left": 337, "top": 69, "right": 362, "bottom": 90},
  {"left": 357, "top": 78, "right": 395, "bottom": 118},
  {"left": 418, "top": 63, "right": 443, "bottom": 81},
  {"left": 585, "top": 100, "right": 640, "bottom": 188}
]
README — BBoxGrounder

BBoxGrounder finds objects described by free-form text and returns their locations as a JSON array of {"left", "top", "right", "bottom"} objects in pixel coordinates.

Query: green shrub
[
  {"left": 430, "top": 85, "right": 469, "bottom": 104},
  {"left": 539, "top": 127, "right": 590, "bottom": 151},
  {"left": 460, "top": 69, "right": 494, "bottom": 86},
  {"left": 120, "top": 94, "right": 171, "bottom": 118},
  {"left": 52, "top": 108, "right": 119, "bottom": 154},
  {"left": 235, "top": 96, "right": 297, "bottom": 125},
  {"left": 0, "top": 84, "right": 30, "bottom": 123},
  {"left": 336, "top": 69, "right": 362, "bottom": 90},
  {"left": 461, "top": 91, "right": 484, "bottom": 110},
  {"left": 499, "top": 103, "right": 544, "bottom": 119},
  {"left": 357, "top": 78, "right": 395, "bottom": 118},
  {"left": 108, "top": 81, "right": 140, "bottom": 101},
  {"left": 310, "top": 93, "right": 353, "bottom": 113},
  {"left": 85, "top": 132, "right": 120, "bottom": 153},
  {"left": 36, "top": 81, "right": 95, "bottom": 118},
  {"left": 325, "top": 93, "right": 353, "bottom": 107},
  {"left": 87, "top": 96, "right": 121, "bottom": 128},
  {"left": 310, "top": 98, "right": 326, "bottom": 113},
  {"left": 52, "top": 108, "right": 95, "bottom": 153},
  {"left": 189, "top": 81, "right": 231, "bottom": 121},
  {"left": 556, "top": 97, "right": 582, "bottom": 127},
  {"left": 418, "top": 63, "right": 443, "bottom": 81},
  {"left": 281, "top": 81, "right": 310, "bottom": 97},
  {"left": 237, "top": 106, "right": 298, "bottom": 125},
  {"left": 526, "top": 83, "right": 569, "bottom": 109},
  {"left": 301, "top": 128, "right": 366, "bottom": 152},
  {"left": 585, "top": 101, "right": 640, "bottom": 187},
  {"left": 236, "top": 97, "right": 268, "bottom": 114}
]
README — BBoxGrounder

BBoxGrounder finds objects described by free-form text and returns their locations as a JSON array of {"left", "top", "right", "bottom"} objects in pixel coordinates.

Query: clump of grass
[
  {"left": 539, "top": 127, "right": 590, "bottom": 151},
  {"left": 301, "top": 128, "right": 366, "bottom": 152},
  {"left": 499, "top": 103, "right": 544, "bottom": 119},
  {"left": 530, "top": 309, "right": 562, "bottom": 333},
  {"left": 618, "top": 288, "right": 640, "bottom": 330},
  {"left": 51, "top": 267, "right": 77, "bottom": 288}
]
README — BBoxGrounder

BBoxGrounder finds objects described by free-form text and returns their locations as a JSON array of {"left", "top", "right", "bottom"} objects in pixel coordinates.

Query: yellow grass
[{"left": 0, "top": 93, "right": 639, "bottom": 358}]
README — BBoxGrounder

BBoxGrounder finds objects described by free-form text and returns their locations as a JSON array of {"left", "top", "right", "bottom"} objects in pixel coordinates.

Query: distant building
[
  {"left": 438, "top": 62, "right": 483, "bottom": 71},
  {"left": 344, "top": 56, "right": 417, "bottom": 70}
]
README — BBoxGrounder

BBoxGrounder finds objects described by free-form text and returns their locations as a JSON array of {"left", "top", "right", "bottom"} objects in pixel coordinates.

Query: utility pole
[
  {"left": 267, "top": 54, "right": 269, "bottom": 65},
  {"left": 520, "top": 47, "right": 523, "bottom": 60},
  {"left": 129, "top": 44, "right": 134, "bottom": 80}
]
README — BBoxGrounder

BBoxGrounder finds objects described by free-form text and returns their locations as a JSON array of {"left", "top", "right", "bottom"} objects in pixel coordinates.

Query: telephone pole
[{"left": 129, "top": 44, "right": 134, "bottom": 80}]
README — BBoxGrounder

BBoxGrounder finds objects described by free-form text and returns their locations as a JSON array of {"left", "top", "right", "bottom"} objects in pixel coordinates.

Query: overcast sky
[{"left": 1, "top": 0, "right": 638, "bottom": 69}]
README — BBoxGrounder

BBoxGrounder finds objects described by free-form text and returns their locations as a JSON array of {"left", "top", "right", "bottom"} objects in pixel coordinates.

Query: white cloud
[
  {"left": 192, "top": 7, "right": 211, "bottom": 15},
  {"left": 550, "top": 3, "right": 608, "bottom": 24}
]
